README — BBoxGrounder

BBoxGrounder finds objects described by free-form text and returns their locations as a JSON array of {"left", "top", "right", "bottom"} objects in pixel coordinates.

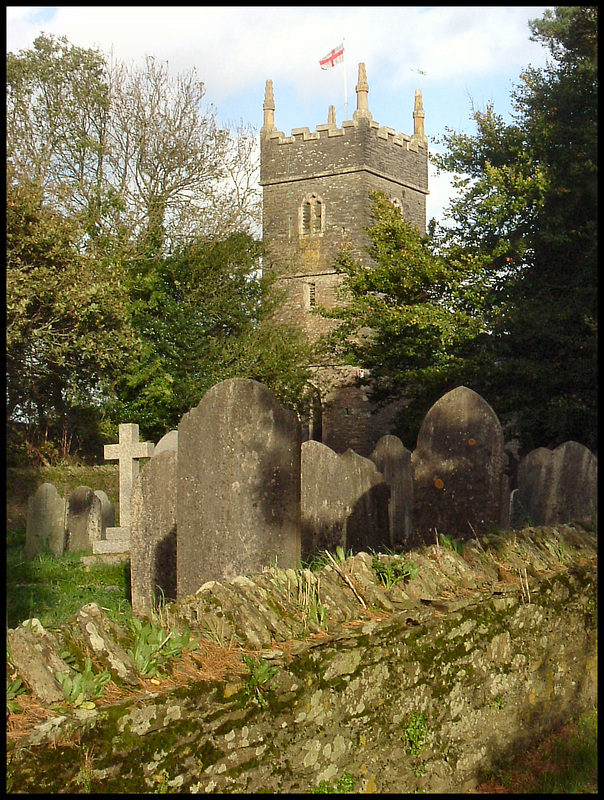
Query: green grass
[
  {"left": 6, "top": 524, "right": 131, "bottom": 630},
  {"left": 478, "top": 706, "right": 598, "bottom": 793},
  {"left": 530, "top": 707, "right": 598, "bottom": 793}
]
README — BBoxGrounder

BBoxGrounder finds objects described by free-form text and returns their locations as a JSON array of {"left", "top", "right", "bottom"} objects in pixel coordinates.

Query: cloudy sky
[{"left": 7, "top": 6, "right": 554, "bottom": 224}]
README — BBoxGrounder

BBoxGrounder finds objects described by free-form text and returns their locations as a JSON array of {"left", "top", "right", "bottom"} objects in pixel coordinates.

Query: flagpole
[{"left": 343, "top": 37, "right": 348, "bottom": 119}]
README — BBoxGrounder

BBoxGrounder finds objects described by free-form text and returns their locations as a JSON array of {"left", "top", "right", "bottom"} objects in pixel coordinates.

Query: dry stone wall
[{"left": 7, "top": 524, "right": 597, "bottom": 794}]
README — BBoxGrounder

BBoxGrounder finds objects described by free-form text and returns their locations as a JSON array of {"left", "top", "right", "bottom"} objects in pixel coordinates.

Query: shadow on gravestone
[
  {"left": 24, "top": 483, "right": 67, "bottom": 559},
  {"left": 411, "top": 386, "right": 509, "bottom": 545},
  {"left": 130, "top": 450, "right": 178, "bottom": 616},
  {"left": 177, "top": 379, "right": 301, "bottom": 597},
  {"left": 301, "top": 441, "right": 390, "bottom": 559},
  {"left": 515, "top": 441, "right": 597, "bottom": 526},
  {"left": 66, "top": 486, "right": 103, "bottom": 552},
  {"left": 370, "top": 435, "right": 414, "bottom": 551}
]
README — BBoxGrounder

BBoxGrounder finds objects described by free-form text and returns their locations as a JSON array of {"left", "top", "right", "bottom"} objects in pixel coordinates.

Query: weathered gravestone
[
  {"left": 370, "top": 435, "right": 414, "bottom": 550},
  {"left": 301, "top": 440, "right": 390, "bottom": 558},
  {"left": 94, "top": 490, "right": 115, "bottom": 531},
  {"left": 411, "top": 386, "right": 509, "bottom": 544},
  {"left": 130, "top": 450, "right": 178, "bottom": 616},
  {"left": 66, "top": 486, "right": 104, "bottom": 551},
  {"left": 24, "top": 483, "right": 67, "bottom": 559},
  {"left": 513, "top": 440, "right": 598, "bottom": 526},
  {"left": 177, "top": 379, "right": 301, "bottom": 597}
]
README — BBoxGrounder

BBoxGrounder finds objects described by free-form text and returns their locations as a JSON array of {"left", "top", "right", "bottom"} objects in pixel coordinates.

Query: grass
[
  {"left": 474, "top": 706, "right": 598, "bottom": 793},
  {"left": 6, "top": 524, "right": 131, "bottom": 630}
]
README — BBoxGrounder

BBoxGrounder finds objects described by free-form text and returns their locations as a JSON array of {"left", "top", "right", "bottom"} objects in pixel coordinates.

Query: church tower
[{"left": 260, "top": 64, "right": 429, "bottom": 456}]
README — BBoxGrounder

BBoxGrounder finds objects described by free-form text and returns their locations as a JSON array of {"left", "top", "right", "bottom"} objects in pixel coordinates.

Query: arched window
[{"left": 300, "top": 194, "right": 324, "bottom": 236}]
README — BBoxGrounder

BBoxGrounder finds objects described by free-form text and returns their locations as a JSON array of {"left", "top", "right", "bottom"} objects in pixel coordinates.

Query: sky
[{"left": 6, "top": 6, "right": 554, "bottom": 224}]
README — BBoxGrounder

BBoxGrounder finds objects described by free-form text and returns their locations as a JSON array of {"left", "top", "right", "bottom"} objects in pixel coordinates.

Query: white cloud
[{"left": 6, "top": 6, "right": 554, "bottom": 222}]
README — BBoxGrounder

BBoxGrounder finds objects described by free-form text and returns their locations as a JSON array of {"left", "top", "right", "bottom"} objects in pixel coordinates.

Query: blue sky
[{"left": 7, "top": 6, "right": 554, "bottom": 224}]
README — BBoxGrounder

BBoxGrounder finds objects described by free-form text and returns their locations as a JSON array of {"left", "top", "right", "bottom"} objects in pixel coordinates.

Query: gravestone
[
  {"left": 515, "top": 441, "right": 597, "bottom": 526},
  {"left": 177, "top": 379, "right": 301, "bottom": 597},
  {"left": 154, "top": 429, "right": 178, "bottom": 456},
  {"left": 411, "top": 386, "right": 509, "bottom": 544},
  {"left": 97, "top": 423, "right": 155, "bottom": 556},
  {"left": 24, "top": 483, "right": 67, "bottom": 559},
  {"left": 94, "top": 490, "right": 115, "bottom": 532},
  {"left": 66, "top": 486, "right": 103, "bottom": 551},
  {"left": 301, "top": 441, "right": 390, "bottom": 558},
  {"left": 103, "top": 423, "right": 155, "bottom": 528},
  {"left": 130, "top": 450, "right": 178, "bottom": 615},
  {"left": 370, "top": 435, "right": 414, "bottom": 550}
]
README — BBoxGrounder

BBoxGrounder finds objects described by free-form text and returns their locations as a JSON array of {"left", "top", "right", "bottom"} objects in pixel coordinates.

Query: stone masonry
[{"left": 260, "top": 63, "right": 428, "bottom": 457}]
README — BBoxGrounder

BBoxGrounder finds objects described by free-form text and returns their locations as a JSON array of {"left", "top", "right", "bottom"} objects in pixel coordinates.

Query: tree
[
  {"left": 6, "top": 35, "right": 266, "bottom": 462},
  {"left": 6, "top": 33, "right": 112, "bottom": 240},
  {"left": 6, "top": 35, "right": 261, "bottom": 255},
  {"left": 432, "top": 6, "right": 597, "bottom": 452},
  {"left": 106, "top": 56, "right": 260, "bottom": 254},
  {"left": 319, "top": 191, "right": 490, "bottom": 445},
  {"left": 108, "top": 232, "right": 311, "bottom": 440},
  {"left": 6, "top": 166, "right": 135, "bottom": 463}
]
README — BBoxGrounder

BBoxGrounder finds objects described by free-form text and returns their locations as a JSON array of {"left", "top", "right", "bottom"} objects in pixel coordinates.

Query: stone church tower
[{"left": 260, "top": 63, "right": 429, "bottom": 456}]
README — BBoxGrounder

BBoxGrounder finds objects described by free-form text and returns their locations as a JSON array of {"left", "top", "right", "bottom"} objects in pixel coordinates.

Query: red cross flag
[{"left": 319, "top": 42, "right": 344, "bottom": 70}]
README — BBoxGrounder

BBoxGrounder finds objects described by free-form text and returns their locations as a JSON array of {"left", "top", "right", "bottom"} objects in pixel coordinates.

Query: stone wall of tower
[
  {"left": 260, "top": 67, "right": 428, "bottom": 456},
  {"left": 261, "top": 118, "right": 428, "bottom": 278}
]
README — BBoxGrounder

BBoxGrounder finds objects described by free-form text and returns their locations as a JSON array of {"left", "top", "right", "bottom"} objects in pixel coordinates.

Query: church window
[
  {"left": 305, "top": 282, "right": 317, "bottom": 308},
  {"left": 300, "top": 194, "right": 324, "bottom": 237}
]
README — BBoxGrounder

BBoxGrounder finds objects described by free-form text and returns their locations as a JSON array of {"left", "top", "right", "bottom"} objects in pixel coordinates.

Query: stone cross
[{"left": 104, "top": 424, "right": 154, "bottom": 528}]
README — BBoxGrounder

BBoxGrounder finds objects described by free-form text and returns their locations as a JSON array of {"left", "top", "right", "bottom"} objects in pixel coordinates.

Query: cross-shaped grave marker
[{"left": 104, "top": 423, "right": 155, "bottom": 529}]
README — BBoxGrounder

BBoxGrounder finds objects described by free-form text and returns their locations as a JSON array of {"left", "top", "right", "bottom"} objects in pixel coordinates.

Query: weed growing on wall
[
  {"left": 242, "top": 655, "right": 280, "bottom": 707},
  {"left": 403, "top": 710, "right": 429, "bottom": 755},
  {"left": 438, "top": 533, "right": 464, "bottom": 555},
  {"left": 125, "top": 617, "right": 199, "bottom": 677},
  {"left": 56, "top": 657, "right": 111, "bottom": 707},
  {"left": 371, "top": 553, "right": 418, "bottom": 589},
  {"left": 311, "top": 771, "right": 356, "bottom": 793}
]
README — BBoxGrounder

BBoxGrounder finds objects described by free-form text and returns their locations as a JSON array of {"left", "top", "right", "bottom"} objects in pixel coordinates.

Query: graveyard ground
[{"left": 6, "top": 465, "right": 598, "bottom": 793}]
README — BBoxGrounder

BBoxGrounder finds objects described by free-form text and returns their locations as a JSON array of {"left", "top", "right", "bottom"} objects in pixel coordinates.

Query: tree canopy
[
  {"left": 6, "top": 34, "right": 308, "bottom": 465},
  {"left": 324, "top": 7, "right": 597, "bottom": 453}
]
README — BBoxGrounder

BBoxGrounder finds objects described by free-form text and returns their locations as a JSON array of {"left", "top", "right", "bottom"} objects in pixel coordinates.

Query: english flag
[{"left": 319, "top": 43, "right": 344, "bottom": 69}]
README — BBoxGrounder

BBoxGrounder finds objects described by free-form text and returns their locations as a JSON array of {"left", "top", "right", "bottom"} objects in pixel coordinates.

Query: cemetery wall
[{"left": 7, "top": 525, "right": 597, "bottom": 794}]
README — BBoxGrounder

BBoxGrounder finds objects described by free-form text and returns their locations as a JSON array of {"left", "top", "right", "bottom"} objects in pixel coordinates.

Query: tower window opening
[
  {"left": 307, "top": 282, "right": 317, "bottom": 308},
  {"left": 302, "top": 203, "right": 311, "bottom": 235},
  {"left": 312, "top": 200, "right": 322, "bottom": 233},
  {"left": 300, "top": 194, "right": 324, "bottom": 237}
]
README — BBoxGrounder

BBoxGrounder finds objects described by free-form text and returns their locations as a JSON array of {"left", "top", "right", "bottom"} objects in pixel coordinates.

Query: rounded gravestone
[
  {"left": 177, "top": 379, "right": 301, "bottom": 597},
  {"left": 24, "top": 483, "right": 67, "bottom": 559},
  {"left": 66, "top": 486, "right": 102, "bottom": 551},
  {"left": 411, "top": 386, "right": 509, "bottom": 543}
]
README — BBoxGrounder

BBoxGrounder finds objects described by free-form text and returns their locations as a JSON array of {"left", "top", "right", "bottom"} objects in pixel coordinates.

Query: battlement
[
  {"left": 263, "top": 117, "right": 425, "bottom": 153},
  {"left": 260, "top": 64, "right": 428, "bottom": 196}
]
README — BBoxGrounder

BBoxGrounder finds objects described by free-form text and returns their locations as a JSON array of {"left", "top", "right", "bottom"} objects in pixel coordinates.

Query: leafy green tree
[
  {"left": 6, "top": 167, "right": 135, "bottom": 463},
  {"left": 108, "top": 232, "right": 311, "bottom": 440},
  {"left": 432, "top": 6, "right": 597, "bottom": 452},
  {"left": 319, "top": 191, "right": 490, "bottom": 445}
]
